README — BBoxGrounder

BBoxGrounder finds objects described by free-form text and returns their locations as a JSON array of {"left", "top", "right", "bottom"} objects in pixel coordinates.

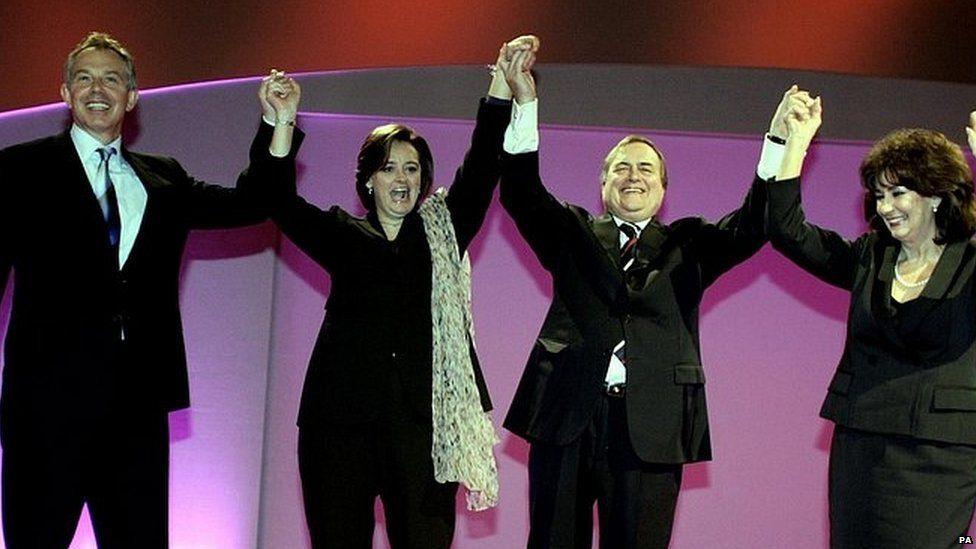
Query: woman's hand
[{"left": 769, "top": 85, "right": 815, "bottom": 141}]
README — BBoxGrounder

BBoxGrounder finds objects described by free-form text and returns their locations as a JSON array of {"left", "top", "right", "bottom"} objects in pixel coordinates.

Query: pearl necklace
[{"left": 893, "top": 262, "right": 930, "bottom": 289}]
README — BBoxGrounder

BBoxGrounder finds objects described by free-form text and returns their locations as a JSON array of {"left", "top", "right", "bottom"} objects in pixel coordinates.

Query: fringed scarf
[{"left": 418, "top": 187, "right": 499, "bottom": 510}]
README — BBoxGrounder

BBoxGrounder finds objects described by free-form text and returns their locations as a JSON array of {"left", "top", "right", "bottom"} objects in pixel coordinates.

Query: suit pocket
[
  {"left": 674, "top": 363, "right": 706, "bottom": 385},
  {"left": 532, "top": 338, "right": 572, "bottom": 375},
  {"left": 932, "top": 386, "right": 976, "bottom": 412}
]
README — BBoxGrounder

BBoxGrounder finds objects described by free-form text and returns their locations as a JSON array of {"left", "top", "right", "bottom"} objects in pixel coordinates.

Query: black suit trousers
[
  {"left": 527, "top": 395, "right": 682, "bottom": 549},
  {"left": 298, "top": 409, "right": 458, "bottom": 549},
  {"left": 1, "top": 409, "right": 169, "bottom": 549}
]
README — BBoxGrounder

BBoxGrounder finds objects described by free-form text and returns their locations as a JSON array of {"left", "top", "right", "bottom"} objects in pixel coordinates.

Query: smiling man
[
  {"left": 0, "top": 32, "right": 300, "bottom": 547},
  {"left": 498, "top": 62, "right": 788, "bottom": 547}
]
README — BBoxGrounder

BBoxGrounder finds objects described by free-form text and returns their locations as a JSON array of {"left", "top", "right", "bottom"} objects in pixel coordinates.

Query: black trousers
[
  {"left": 1, "top": 410, "right": 170, "bottom": 549},
  {"left": 299, "top": 415, "right": 458, "bottom": 549},
  {"left": 829, "top": 425, "right": 976, "bottom": 549},
  {"left": 527, "top": 395, "right": 682, "bottom": 549}
]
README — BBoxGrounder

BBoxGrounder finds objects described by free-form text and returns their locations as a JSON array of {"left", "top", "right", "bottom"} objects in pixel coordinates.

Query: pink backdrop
[
  {"left": 259, "top": 114, "right": 868, "bottom": 548},
  {"left": 0, "top": 76, "right": 970, "bottom": 548}
]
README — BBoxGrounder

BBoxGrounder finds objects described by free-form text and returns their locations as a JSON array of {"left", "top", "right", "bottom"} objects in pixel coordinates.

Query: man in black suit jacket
[
  {"left": 0, "top": 33, "right": 300, "bottom": 547},
  {"left": 498, "top": 57, "right": 784, "bottom": 548}
]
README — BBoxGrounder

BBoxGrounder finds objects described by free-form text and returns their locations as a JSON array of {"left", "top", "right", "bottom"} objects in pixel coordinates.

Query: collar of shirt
[
  {"left": 610, "top": 215, "right": 652, "bottom": 246},
  {"left": 69, "top": 124, "right": 124, "bottom": 190}
]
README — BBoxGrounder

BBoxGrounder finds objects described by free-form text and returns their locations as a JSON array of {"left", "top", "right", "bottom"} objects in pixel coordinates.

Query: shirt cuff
[
  {"left": 757, "top": 134, "right": 786, "bottom": 181},
  {"left": 504, "top": 99, "right": 539, "bottom": 155}
]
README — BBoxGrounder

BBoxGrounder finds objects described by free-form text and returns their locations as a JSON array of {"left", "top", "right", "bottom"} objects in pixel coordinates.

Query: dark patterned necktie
[
  {"left": 614, "top": 223, "right": 641, "bottom": 368},
  {"left": 97, "top": 147, "right": 121, "bottom": 248},
  {"left": 619, "top": 222, "right": 640, "bottom": 271}
]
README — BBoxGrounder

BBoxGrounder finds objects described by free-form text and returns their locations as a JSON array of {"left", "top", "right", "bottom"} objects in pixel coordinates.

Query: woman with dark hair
[
  {"left": 253, "top": 37, "right": 539, "bottom": 548},
  {"left": 765, "top": 90, "right": 976, "bottom": 547}
]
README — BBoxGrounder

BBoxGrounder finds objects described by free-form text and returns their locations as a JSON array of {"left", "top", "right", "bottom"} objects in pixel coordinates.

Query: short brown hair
[
  {"left": 355, "top": 124, "right": 433, "bottom": 211},
  {"left": 64, "top": 32, "right": 137, "bottom": 90},
  {"left": 601, "top": 135, "right": 668, "bottom": 188},
  {"left": 860, "top": 128, "right": 975, "bottom": 244}
]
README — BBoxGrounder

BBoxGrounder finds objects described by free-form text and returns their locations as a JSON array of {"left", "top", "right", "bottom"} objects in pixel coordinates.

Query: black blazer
[
  {"left": 254, "top": 99, "right": 509, "bottom": 428},
  {"left": 0, "top": 122, "right": 294, "bottom": 440},
  {"left": 500, "top": 152, "right": 767, "bottom": 464},
  {"left": 768, "top": 177, "right": 976, "bottom": 445}
]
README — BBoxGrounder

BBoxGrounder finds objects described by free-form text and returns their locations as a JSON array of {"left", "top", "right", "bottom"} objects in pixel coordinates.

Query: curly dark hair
[
  {"left": 860, "top": 128, "right": 975, "bottom": 244},
  {"left": 355, "top": 124, "right": 433, "bottom": 212}
]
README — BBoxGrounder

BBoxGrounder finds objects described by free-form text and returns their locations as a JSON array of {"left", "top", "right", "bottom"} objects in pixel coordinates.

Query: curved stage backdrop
[{"left": 0, "top": 66, "right": 973, "bottom": 547}]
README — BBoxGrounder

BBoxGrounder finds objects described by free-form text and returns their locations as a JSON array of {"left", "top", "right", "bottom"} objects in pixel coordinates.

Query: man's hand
[
  {"left": 488, "top": 35, "right": 539, "bottom": 103},
  {"left": 496, "top": 35, "right": 539, "bottom": 104},
  {"left": 259, "top": 69, "right": 301, "bottom": 124}
]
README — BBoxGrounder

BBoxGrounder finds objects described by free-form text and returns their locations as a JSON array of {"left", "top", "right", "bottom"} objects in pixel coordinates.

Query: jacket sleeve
[
  {"left": 498, "top": 151, "right": 575, "bottom": 271},
  {"left": 444, "top": 98, "right": 511, "bottom": 255},
  {"left": 693, "top": 174, "right": 770, "bottom": 287},
  {"left": 178, "top": 120, "right": 305, "bottom": 229},
  {"left": 766, "top": 176, "right": 857, "bottom": 290}
]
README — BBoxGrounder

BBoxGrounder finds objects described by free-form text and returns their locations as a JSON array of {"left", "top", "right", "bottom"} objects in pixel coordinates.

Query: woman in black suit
[
  {"left": 252, "top": 38, "right": 539, "bottom": 548},
  {"left": 765, "top": 90, "right": 976, "bottom": 547}
]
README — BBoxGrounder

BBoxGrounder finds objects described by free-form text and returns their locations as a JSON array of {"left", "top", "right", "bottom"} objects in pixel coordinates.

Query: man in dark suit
[
  {"left": 497, "top": 53, "right": 787, "bottom": 548},
  {"left": 0, "top": 32, "right": 300, "bottom": 547}
]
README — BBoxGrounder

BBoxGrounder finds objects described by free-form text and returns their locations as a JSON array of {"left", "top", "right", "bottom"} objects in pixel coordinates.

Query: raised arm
[
  {"left": 686, "top": 89, "right": 823, "bottom": 286},
  {"left": 693, "top": 175, "right": 769, "bottom": 288},
  {"left": 766, "top": 88, "right": 858, "bottom": 289},
  {"left": 240, "top": 72, "right": 353, "bottom": 271},
  {"left": 179, "top": 70, "right": 303, "bottom": 230},
  {"left": 445, "top": 36, "right": 540, "bottom": 254},
  {"left": 494, "top": 37, "right": 579, "bottom": 270},
  {"left": 260, "top": 69, "right": 300, "bottom": 158}
]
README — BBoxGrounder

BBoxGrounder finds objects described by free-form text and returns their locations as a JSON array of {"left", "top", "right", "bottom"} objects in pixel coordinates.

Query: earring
[
  {"left": 933, "top": 204, "right": 938, "bottom": 212},
  {"left": 367, "top": 186, "right": 373, "bottom": 195}
]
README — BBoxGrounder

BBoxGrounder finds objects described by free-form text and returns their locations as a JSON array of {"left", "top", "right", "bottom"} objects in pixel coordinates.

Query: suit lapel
[
  {"left": 583, "top": 213, "right": 627, "bottom": 305},
  {"left": 921, "top": 239, "right": 967, "bottom": 299},
  {"left": 590, "top": 214, "right": 672, "bottom": 299},
  {"left": 872, "top": 239, "right": 971, "bottom": 346},
  {"left": 635, "top": 220, "right": 668, "bottom": 266},
  {"left": 53, "top": 132, "right": 119, "bottom": 269},
  {"left": 55, "top": 132, "right": 105, "bottom": 225},
  {"left": 592, "top": 214, "right": 620, "bottom": 266}
]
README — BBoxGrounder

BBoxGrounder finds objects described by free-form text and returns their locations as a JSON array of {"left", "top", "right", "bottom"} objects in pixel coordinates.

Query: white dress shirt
[
  {"left": 69, "top": 125, "right": 147, "bottom": 268},
  {"left": 504, "top": 99, "right": 539, "bottom": 154},
  {"left": 605, "top": 216, "right": 652, "bottom": 386}
]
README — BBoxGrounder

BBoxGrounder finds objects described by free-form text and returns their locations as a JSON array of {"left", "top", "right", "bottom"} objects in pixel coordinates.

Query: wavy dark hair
[
  {"left": 860, "top": 128, "right": 975, "bottom": 244},
  {"left": 355, "top": 124, "right": 433, "bottom": 212}
]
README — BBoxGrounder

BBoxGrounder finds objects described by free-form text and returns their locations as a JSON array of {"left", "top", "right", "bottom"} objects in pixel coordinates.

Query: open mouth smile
[{"left": 390, "top": 187, "right": 410, "bottom": 202}]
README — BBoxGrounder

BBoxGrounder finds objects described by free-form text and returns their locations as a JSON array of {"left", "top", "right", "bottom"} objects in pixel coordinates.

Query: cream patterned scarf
[{"left": 418, "top": 187, "right": 500, "bottom": 511}]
